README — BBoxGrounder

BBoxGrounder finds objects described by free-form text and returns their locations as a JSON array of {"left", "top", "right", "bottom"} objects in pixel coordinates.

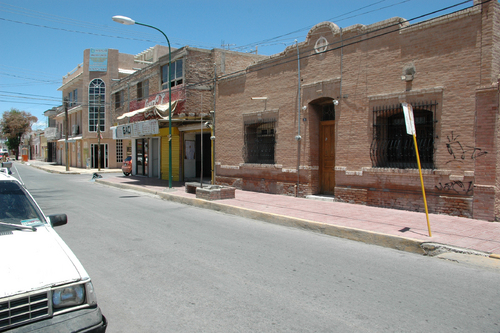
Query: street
[{"left": 13, "top": 163, "right": 500, "bottom": 332}]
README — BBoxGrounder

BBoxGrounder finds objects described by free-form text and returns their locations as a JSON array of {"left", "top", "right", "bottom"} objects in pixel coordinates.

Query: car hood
[{"left": 0, "top": 225, "right": 85, "bottom": 298}]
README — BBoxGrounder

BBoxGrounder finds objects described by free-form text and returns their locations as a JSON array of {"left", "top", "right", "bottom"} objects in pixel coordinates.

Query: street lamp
[{"left": 112, "top": 15, "right": 173, "bottom": 189}]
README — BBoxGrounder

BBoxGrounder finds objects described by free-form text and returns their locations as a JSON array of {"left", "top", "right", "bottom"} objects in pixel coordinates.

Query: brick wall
[{"left": 216, "top": 2, "right": 500, "bottom": 220}]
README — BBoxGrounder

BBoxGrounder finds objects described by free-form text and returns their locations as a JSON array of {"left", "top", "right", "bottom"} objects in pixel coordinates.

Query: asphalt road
[{"left": 13, "top": 163, "right": 500, "bottom": 332}]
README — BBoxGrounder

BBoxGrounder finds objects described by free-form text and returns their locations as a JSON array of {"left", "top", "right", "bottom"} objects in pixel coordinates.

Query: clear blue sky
[{"left": 0, "top": 0, "right": 472, "bottom": 129}]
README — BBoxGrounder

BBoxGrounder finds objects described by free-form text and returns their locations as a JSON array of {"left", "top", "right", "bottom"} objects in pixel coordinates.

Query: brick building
[
  {"left": 215, "top": 0, "right": 500, "bottom": 221},
  {"left": 111, "top": 46, "right": 266, "bottom": 181}
]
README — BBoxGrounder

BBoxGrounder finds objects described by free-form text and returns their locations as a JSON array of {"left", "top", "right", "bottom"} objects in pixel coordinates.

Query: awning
[{"left": 117, "top": 100, "right": 178, "bottom": 120}]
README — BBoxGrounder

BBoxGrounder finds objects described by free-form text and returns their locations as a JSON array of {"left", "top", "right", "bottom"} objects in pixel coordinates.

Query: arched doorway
[{"left": 311, "top": 98, "right": 336, "bottom": 195}]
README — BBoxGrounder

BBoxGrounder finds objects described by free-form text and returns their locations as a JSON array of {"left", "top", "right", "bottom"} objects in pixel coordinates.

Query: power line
[
  {"left": 1, "top": 1, "right": 478, "bottom": 113},
  {"left": 232, "top": 0, "right": 414, "bottom": 52}
]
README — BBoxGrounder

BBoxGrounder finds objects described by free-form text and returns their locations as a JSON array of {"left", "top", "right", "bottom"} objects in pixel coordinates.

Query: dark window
[
  {"left": 161, "top": 59, "right": 183, "bottom": 90},
  {"left": 244, "top": 121, "right": 276, "bottom": 164},
  {"left": 371, "top": 102, "right": 436, "bottom": 169},
  {"left": 137, "top": 80, "right": 149, "bottom": 101},
  {"left": 322, "top": 104, "right": 335, "bottom": 121},
  {"left": 67, "top": 89, "right": 78, "bottom": 107},
  {"left": 114, "top": 90, "right": 124, "bottom": 109}
]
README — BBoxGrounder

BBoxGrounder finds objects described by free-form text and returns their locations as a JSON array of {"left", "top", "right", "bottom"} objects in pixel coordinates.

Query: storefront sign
[
  {"left": 114, "top": 119, "right": 159, "bottom": 139},
  {"left": 89, "top": 48, "right": 108, "bottom": 72}
]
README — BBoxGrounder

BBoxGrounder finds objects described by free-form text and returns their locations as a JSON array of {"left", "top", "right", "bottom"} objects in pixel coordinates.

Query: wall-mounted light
[
  {"left": 333, "top": 99, "right": 339, "bottom": 106},
  {"left": 301, "top": 106, "right": 307, "bottom": 111},
  {"left": 251, "top": 97, "right": 268, "bottom": 110},
  {"left": 401, "top": 74, "right": 414, "bottom": 81}
]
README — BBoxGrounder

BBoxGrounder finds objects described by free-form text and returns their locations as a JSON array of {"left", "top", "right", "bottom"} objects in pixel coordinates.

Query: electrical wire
[{"left": 1, "top": 0, "right": 477, "bottom": 109}]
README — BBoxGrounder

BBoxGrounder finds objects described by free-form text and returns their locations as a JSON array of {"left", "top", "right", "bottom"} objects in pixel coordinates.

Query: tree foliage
[{"left": 0, "top": 108, "right": 37, "bottom": 158}]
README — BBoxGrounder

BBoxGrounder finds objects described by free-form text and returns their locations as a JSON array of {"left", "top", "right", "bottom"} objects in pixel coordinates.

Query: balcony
[{"left": 44, "top": 127, "right": 61, "bottom": 141}]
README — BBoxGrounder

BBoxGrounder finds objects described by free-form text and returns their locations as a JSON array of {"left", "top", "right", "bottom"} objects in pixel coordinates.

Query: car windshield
[{"left": 0, "top": 181, "right": 45, "bottom": 230}]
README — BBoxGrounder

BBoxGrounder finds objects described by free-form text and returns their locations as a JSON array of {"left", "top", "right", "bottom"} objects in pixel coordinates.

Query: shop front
[{"left": 113, "top": 119, "right": 161, "bottom": 178}]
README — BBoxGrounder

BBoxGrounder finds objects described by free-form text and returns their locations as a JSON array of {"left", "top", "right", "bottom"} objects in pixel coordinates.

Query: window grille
[
  {"left": 322, "top": 104, "right": 335, "bottom": 121},
  {"left": 244, "top": 120, "right": 276, "bottom": 164},
  {"left": 116, "top": 139, "right": 123, "bottom": 163},
  {"left": 371, "top": 101, "right": 437, "bottom": 169}
]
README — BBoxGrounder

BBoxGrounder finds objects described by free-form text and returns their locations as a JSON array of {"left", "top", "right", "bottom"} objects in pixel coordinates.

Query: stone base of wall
[
  {"left": 216, "top": 176, "right": 243, "bottom": 189},
  {"left": 215, "top": 176, "right": 315, "bottom": 197},
  {"left": 435, "top": 195, "right": 472, "bottom": 218},
  {"left": 473, "top": 185, "right": 496, "bottom": 221},
  {"left": 215, "top": 171, "right": 494, "bottom": 220},
  {"left": 334, "top": 187, "right": 367, "bottom": 205},
  {"left": 335, "top": 186, "right": 474, "bottom": 217}
]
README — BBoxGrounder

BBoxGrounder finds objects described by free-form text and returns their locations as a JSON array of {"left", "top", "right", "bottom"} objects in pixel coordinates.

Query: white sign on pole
[{"left": 402, "top": 102, "right": 416, "bottom": 135}]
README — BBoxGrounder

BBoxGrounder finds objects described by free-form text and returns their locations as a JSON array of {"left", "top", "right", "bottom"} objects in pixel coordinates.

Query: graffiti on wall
[
  {"left": 445, "top": 131, "right": 488, "bottom": 164},
  {"left": 435, "top": 180, "right": 473, "bottom": 195}
]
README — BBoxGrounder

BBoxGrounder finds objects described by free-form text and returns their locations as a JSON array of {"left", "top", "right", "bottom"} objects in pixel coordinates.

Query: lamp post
[{"left": 112, "top": 15, "right": 172, "bottom": 188}]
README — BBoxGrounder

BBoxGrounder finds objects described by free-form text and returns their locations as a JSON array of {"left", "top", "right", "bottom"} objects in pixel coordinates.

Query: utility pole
[
  {"left": 64, "top": 98, "right": 70, "bottom": 171},
  {"left": 98, "top": 95, "right": 102, "bottom": 171}
]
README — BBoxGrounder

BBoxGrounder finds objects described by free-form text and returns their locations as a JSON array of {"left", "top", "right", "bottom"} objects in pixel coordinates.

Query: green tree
[{"left": 0, "top": 108, "right": 37, "bottom": 160}]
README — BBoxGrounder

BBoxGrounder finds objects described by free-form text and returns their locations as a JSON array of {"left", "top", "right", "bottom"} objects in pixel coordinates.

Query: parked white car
[{"left": 0, "top": 172, "right": 107, "bottom": 332}]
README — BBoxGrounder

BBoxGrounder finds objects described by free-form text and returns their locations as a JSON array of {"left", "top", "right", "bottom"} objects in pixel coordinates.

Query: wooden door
[{"left": 320, "top": 120, "right": 336, "bottom": 194}]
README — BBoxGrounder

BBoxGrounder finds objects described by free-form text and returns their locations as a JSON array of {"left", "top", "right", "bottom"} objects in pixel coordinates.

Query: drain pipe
[
  {"left": 340, "top": 27, "right": 343, "bottom": 101},
  {"left": 295, "top": 40, "right": 302, "bottom": 197}
]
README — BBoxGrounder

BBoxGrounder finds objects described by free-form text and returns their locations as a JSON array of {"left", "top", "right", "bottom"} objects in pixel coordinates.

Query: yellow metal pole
[{"left": 413, "top": 134, "right": 432, "bottom": 237}]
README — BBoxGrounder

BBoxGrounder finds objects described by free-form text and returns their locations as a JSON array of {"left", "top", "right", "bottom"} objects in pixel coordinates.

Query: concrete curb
[
  {"left": 25, "top": 162, "right": 120, "bottom": 175},
  {"left": 28, "top": 162, "right": 500, "bottom": 261},
  {"left": 30, "top": 164, "right": 81, "bottom": 174},
  {"left": 96, "top": 179, "right": 427, "bottom": 255}
]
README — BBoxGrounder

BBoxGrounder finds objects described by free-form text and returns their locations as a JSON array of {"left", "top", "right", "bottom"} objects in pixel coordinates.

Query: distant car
[
  {"left": 0, "top": 172, "right": 107, "bottom": 332},
  {"left": 122, "top": 156, "right": 132, "bottom": 176},
  {"left": 0, "top": 151, "right": 8, "bottom": 161}
]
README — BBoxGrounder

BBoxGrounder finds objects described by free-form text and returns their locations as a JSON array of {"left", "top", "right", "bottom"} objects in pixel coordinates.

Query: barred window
[
  {"left": 116, "top": 139, "right": 123, "bottom": 163},
  {"left": 244, "top": 121, "right": 276, "bottom": 164},
  {"left": 371, "top": 102, "right": 436, "bottom": 169}
]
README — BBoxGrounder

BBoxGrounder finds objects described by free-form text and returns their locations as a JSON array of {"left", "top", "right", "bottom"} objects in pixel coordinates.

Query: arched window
[{"left": 89, "top": 79, "right": 105, "bottom": 132}]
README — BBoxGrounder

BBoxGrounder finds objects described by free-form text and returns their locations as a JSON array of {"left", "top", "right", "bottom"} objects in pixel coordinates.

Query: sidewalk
[{"left": 24, "top": 160, "right": 500, "bottom": 261}]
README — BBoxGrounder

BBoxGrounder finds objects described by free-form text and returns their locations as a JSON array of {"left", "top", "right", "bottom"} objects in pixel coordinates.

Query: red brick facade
[{"left": 215, "top": 1, "right": 500, "bottom": 221}]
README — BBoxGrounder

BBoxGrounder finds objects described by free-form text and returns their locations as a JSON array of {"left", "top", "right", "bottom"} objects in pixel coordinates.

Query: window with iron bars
[
  {"left": 244, "top": 121, "right": 276, "bottom": 164},
  {"left": 116, "top": 139, "right": 123, "bottom": 163},
  {"left": 370, "top": 102, "right": 437, "bottom": 169}
]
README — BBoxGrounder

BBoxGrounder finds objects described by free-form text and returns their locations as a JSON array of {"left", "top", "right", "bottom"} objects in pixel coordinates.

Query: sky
[{"left": 0, "top": 0, "right": 473, "bottom": 130}]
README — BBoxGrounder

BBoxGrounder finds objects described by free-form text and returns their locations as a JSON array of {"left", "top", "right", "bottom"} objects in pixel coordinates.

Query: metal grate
[
  {"left": 116, "top": 139, "right": 123, "bottom": 163},
  {"left": 243, "top": 120, "right": 276, "bottom": 164},
  {"left": 371, "top": 101, "right": 437, "bottom": 169},
  {"left": 0, "top": 292, "right": 51, "bottom": 330}
]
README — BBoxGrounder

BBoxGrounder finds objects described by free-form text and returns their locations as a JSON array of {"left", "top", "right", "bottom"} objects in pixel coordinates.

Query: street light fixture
[{"left": 112, "top": 15, "right": 173, "bottom": 189}]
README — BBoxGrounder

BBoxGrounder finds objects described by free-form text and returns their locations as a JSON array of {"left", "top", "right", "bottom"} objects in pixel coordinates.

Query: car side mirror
[{"left": 48, "top": 214, "right": 68, "bottom": 227}]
